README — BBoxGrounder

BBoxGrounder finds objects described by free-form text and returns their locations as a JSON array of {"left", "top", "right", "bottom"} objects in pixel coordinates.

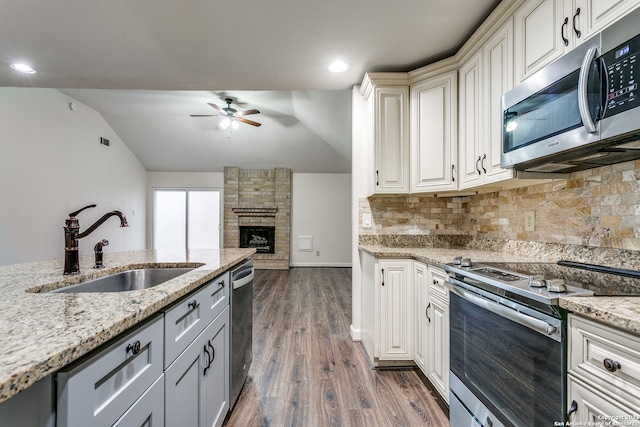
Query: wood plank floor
[{"left": 223, "top": 267, "right": 449, "bottom": 427}]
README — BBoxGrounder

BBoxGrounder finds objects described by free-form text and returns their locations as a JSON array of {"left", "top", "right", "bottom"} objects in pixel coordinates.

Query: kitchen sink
[{"left": 50, "top": 267, "right": 195, "bottom": 293}]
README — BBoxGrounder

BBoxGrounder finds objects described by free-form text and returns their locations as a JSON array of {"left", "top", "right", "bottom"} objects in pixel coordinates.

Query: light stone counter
[
  {"left": 0, "top": 248, "right": 255, "bottom": 404},
  {"left": 360, "top": 244, "right": 640, "bottom": 337}
]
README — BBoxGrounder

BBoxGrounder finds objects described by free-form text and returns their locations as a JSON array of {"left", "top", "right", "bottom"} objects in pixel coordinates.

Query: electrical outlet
[
  {"left": 524, "top": 211, "right": 535, "bottom": 232},
  {"left": 362, "top": 213, "right": 372, "bottom": 228}
]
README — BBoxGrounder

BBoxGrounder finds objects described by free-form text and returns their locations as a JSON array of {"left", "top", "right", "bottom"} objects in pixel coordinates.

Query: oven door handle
[{"left": 446, "top": 282, "right": 559, "bottom": 337}]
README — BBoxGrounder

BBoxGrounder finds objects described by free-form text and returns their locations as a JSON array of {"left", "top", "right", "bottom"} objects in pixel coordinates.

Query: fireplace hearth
[{"left": 239, "top": 226, "right": 275, "bottom": 254}]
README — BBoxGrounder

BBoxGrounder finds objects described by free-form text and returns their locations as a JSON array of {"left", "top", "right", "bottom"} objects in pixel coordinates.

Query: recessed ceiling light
[
  {"left": 328, "top": 61, "right": 348, "bottom": 73},
  {"left": 10, "top": 63, "right": 36, "bottom": 74}
]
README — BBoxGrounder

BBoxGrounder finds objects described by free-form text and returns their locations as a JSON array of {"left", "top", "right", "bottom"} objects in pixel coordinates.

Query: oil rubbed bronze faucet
[{"left": 63, "top": 204, "right": 128, "bottom": 275}]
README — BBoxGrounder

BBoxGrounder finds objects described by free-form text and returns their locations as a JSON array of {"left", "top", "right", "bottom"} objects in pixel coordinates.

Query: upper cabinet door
[
  {"left": 574, "top": 0, "right": 640, "bottom": 44},
  {"left": 482, "top": 18, "right": 516, "bottom": 184},
  {"left": 410, "top": 71, "right": 458, "bottom": 193},
  {"left": 514, "top": 0, "right": 567, "bottom": 83},
  {"left": 374, "top": 87, "right": 410, "bottom": 194},
  {"left": 458, "top": 52, "right": 483, "bottom": 189}
]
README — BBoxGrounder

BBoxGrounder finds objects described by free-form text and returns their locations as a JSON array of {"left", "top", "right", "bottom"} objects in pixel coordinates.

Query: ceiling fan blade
[
  {"left": 190, "top": 114, "right": 220, "bottom": 117},
  {"left": 238, "top": 108, "right": 260, "bottom": 116},
  {"left": 207, "top": 103, "right": 222, "bottom": 112},
  {"left": 237, "top": 117, "right": 262, "bottom": 127}
]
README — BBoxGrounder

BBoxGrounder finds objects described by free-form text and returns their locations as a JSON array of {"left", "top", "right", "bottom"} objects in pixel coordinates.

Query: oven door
[{"left": 447, "top": 279, "right": 565, "bottom": 427}]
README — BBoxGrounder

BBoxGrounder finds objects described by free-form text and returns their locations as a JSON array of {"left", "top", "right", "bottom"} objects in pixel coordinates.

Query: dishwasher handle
[
  {"left": 232, "top": 269, "right": 254, "bottom": 290},
  {"left": 446, "top": 281, "right": 559, "bottom": 338}
]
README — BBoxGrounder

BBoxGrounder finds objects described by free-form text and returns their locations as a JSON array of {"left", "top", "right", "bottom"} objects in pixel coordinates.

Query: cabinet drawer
[
  {"left": 569, "top": 315, "right": 640, "bottom": 406},
  {"left": 568, "top": 374, "right": 640, "bottom": 425},
  {"left": 428, "top": 265, "right": 449, "bottom": 301},
  {"left": 113, "top": 374, "right": 164, "bottom": 427},
  {"left": 164, "top": 273, "right": 229, "bottom": 369},
  {"left": 57, "top": 315, "right": 164, "bottom": 427}
]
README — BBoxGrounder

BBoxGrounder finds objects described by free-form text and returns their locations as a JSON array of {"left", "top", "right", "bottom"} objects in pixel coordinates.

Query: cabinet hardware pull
[
  {"left": 126, "top": 340, "right": 141, "bottom": 355},
  {"left": 381, "top": 268, "right": 384, "bottom": 286},
  {"left": 573, "top": 8, "right": 581, "bottom": 38},
  {"left": 203, "top": 344, "right": 211, "bottom": 375},
  {"left": 567, "top": 400, "right": 578, "bottom": 418},
  {"left": 475, "top": 156, "right": 482, "bottom": 174},
  {"left": 561, "top": 17, "right": 569, "bottom": 46},
  {"left": 486, "top": 417, "right": 493, "bottom": 427},
  {"left": 188, "top": 300, "right": 200, "bottom": 310},
  {"left": 208, "top": 340, "right": 215, "bottom": 363},
  {"left": 219, "top": 280, "right": 225, "bottom": 288},
  {"left": 481, "top": 154, "right": 487, "bottom": 174},
  {"left": 433, "top": 279, "right": 438, "bottom": 285},
  {"left": 426, "top": 303, "right": 431, "bottom": 322},
  {"left": 451, "top": 164, "right": 455, "bottom": 182},
  {"left": 376, "top": 170, "right": 379, "bottom": 186},
  {"left": 603, "top": 358, "right": 621, "bottom": 372}
]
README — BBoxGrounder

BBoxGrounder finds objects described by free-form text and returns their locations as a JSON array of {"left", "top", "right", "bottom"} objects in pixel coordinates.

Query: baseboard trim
[{"left": 289, "top": 262, "right": 352, "bottom": 268}]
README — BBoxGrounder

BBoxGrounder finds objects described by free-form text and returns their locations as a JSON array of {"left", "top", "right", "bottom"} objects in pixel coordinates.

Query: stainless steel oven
[
  {"left": 448, "top": 278, "right": 564, "bottom": 427},
  {"left": 444, "top": 259, "right": 640, "bottom": 427}
]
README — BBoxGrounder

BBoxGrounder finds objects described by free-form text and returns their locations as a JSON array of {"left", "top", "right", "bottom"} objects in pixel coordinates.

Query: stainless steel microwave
[{"left": 501, "top": 8, "right": 640, "bottom": 174}]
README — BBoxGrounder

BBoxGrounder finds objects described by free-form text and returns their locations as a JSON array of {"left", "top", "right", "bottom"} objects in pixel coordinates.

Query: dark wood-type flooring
[{"left": 223, "top": 267, "right": 449, "bottom": 427}]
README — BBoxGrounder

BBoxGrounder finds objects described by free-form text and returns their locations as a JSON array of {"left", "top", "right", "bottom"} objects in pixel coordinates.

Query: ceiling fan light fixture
[
  {"left": 220, "top": 117, "right": 231, "bottom": 129},
  {"left": 10, "top": 63, "right": 36, "bottom": 74},
  {"left": 328, "top": 60, "right": 348, "bottom": 73}
]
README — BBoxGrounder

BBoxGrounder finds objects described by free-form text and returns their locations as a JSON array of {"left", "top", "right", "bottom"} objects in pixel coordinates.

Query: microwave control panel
[{"left": 602, "top": 33, "right": 639, "bottom": 118}]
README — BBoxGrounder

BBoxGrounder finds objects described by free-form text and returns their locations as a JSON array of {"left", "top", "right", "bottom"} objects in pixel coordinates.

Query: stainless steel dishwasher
[{"left": 230, "top": 259, "right": 254, "bottom": 409}]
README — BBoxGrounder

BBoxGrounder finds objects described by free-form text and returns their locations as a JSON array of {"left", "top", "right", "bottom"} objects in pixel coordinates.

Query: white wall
[
  {"left": 291, "top": 173, "right": 351, "bottom": 267},
  {"left": 0, "top": 88, "right": 147, "bottom": 266},
  {"left": 350, "top": 84, "right": 370, "bottom": 340}
]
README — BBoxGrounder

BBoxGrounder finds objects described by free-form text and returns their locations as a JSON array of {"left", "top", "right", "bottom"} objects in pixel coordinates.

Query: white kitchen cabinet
[
  {"left": 360, "top": 251, "right": 414, "bottom": 366},
  {"left": 514, "top": 0, "right": 640, "bottom": 83},
  {"left": 57, "top": 315, "right": 165, "bottom": 427},
  {"left": 459, "top": 19, "right": 516, "bottom": 189},
  {"left": 379, "top": 259, "right": 414, "bottom": 360},
  {"left": 458, "top": 51, "right": 484, "bottom": 188},
  {"left": 410, "top": 70, "right": 458, "bottom": 193},
  {"left": 413, "top": 261, "right": 428, "bottom": 373},
  {"left": 425, "top": 265, "right": 449, "bottom": 403},
  {"left": 166, "top": 306, "right": 230, "bottom": 427},
  {"left": 567, "top": 314, "right": 640, "bottom": 423},
  {"left": 164, "top": 272, "right": 229, "bottom": 368},
  {"left": 413, "top": 261, "right": 449, "bottom": 402},
  {"left": 113, "top": 375, "right": 165, "bottom": 427},
  {"left": 361, "top": 73, "right": 410, "bottom": 195}
]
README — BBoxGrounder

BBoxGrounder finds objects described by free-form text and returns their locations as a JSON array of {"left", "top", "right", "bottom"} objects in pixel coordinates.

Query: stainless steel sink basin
[{"left": 51, "top": 268, "right": 195, "bottom": 293}]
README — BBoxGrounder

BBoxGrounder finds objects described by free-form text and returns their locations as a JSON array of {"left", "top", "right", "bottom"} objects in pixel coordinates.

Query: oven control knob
[
  {"left": 546, "top": 279, "right": 567, "bottom": 292},
  {"left": 461, "top": 258, "right": 472, "bottom": 267},
  {"left": 529, "top": 275, "right": 546, "bottom": 287},
  {"left": 453, "top": 256, "right": 462, "bottom": 265}
]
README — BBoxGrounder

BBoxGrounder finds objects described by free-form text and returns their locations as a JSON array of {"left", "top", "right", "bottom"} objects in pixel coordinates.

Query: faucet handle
[{"left": 69, "top": 204, "right": 96, "bottom": 218}]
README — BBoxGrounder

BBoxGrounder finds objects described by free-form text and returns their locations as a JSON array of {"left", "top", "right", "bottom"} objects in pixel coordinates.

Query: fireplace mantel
[{"left": 232, "top": 207, "right": 278, "bottom": 216}]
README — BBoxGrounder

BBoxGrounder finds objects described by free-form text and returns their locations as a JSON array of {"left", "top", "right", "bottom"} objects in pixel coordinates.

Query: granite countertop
[
  {"left": 359, "top": 244, "right": 640, "bottom": 336},
  {"left": 0, "top": 248, "right": 255, "bottom": 404}
]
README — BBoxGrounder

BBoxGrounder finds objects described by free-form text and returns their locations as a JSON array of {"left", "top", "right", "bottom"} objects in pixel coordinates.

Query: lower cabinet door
[
  {"left": 203, "top": 307, "right": 230, "bottom": 427},
  {"left": 113, "top": 375, "right": 165, "bottom": 427},
  {"left": 165, "top": 330, "right": 207, "bottom": 427},
  {"left": 165, "top": 306, "right": 230, "bottom": 427},
  {"left": 568, "top": 375, "right": 640, "bottom": 425}
]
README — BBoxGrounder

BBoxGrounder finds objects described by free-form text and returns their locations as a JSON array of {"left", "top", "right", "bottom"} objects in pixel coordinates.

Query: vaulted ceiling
[{"left": 1, "top": 0, "right": 500, "bottom": 172}]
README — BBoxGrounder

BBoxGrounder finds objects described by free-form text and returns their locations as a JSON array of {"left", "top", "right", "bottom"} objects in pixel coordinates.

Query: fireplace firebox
[{"left": 239, "top": 226, "right": 275, "bottom": 254}]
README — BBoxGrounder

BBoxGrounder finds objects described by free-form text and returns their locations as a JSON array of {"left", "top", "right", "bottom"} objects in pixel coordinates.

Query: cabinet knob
[
  {"left": 433, "top": 279, "right": 438, "bottom": 285},
  {"left": 126, "top": 340, "right": 141, "bottom": 355},
  {"left": 219, "top": 280, "right": 225, "bottom": 287},
  {"left": 603, "top": 358, "right": 621, "bottom": 372},
  {"left": 188, "top": 300, "right": 200, "bottom": 310}
]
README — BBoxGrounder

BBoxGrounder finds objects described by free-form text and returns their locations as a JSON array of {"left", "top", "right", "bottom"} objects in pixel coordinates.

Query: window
[{"left": 153, "top": 189, "right": 221, "bottom": 250}]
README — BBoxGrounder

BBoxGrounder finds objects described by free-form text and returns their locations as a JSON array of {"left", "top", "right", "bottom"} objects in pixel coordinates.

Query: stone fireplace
[{"left": 223, "top": 167, "right": 291, "bottom": 269}]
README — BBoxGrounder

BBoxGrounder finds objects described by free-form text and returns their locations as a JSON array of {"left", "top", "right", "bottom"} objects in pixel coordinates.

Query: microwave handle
[{"left": 578, "top": 47, "right": 599, "bottom": 134}]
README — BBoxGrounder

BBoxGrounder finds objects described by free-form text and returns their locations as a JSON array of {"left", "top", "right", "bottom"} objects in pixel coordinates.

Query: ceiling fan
[{"left": 190, "top": 98, "right": 261, "bottom": 127}]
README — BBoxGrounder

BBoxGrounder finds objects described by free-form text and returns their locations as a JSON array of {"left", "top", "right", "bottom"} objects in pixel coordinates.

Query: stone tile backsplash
[{"left": 360, "top": 159, "right": 640, "bottom": 251}]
